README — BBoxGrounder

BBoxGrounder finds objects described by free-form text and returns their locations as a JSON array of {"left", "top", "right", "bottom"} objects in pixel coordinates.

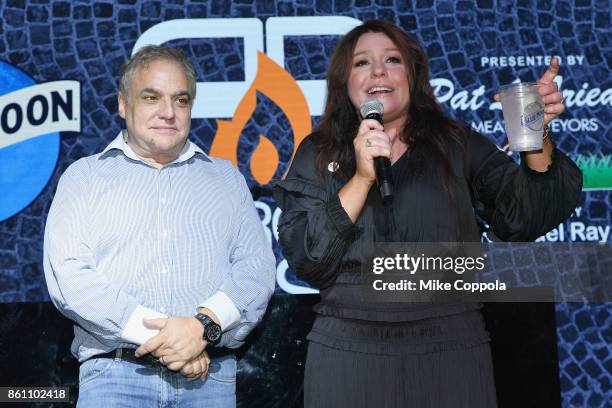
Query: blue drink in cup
[{"left": 499, "top": 82, "right": 545, "bottom": 152}]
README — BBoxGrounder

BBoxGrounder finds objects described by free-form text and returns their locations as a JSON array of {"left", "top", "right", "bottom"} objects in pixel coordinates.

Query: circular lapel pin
[{"left": 327, "top": 161, "right": 339, "bottom": 172}]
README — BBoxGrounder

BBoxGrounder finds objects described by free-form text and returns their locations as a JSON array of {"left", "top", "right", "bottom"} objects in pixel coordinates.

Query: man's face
[{"left": 118, "top": 59, "right": 192, "bottom": 164}]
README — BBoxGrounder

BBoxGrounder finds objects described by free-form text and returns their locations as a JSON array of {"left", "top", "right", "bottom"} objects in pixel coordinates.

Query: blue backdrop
[{"left": 0, "top": 1, "right": 610, "bottom": 406}]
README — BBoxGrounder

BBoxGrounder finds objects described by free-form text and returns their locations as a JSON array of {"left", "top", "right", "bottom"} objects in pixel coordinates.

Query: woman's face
[{"left": 347, "top": 32, "right": 410, "bottom": 128}]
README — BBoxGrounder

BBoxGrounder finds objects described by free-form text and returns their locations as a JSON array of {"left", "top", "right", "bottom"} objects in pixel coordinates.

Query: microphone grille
[{"left": 359, "top": 99, "right": 384, "bottom": 119}]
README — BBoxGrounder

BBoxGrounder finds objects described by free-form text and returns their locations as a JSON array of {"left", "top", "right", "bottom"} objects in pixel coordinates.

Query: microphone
[{"left": 359, "top": 99, "right": 393, "bottom": 203}]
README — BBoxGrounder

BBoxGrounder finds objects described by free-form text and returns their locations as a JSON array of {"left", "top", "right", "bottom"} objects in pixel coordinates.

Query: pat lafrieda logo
[{"left": 0, "top": 61, "right": 80, "bottom": 222}]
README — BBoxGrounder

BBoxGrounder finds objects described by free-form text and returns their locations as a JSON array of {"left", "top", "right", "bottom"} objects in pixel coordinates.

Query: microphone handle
[
  {"left": 364, "top": 113, "right": 394, "bottom": 203},
  {"left": 374, "top": 157, "right": 393, "bottom": 203}
]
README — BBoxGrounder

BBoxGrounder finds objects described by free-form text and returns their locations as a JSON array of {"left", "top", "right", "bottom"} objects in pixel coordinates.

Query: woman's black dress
[{"left": 273, "top": 128, "right": 582, "bottom": 408}]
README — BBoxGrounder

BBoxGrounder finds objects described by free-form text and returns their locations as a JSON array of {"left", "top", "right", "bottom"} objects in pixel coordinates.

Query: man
[{"left": 44, "top": 45, "right": 276, "bottom": 407}]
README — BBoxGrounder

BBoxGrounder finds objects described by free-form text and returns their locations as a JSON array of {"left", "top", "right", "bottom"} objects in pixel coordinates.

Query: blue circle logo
[{"left": 0, "top": 62, "right": 61, "bottom": 222}]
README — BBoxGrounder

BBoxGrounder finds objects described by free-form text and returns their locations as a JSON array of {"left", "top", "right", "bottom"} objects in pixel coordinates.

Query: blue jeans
[{"left": 77, "top": 353, "right": 236, "bottom": 407}]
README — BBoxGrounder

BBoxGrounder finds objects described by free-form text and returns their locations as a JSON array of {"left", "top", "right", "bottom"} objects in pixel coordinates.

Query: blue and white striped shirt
[{"left": 44, "top": 133, "right": 276, "bottom": 361}]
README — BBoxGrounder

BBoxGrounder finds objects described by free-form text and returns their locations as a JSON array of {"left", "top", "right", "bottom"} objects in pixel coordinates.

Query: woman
[{"left": 274, "top": 20, "right": 581, "bottom": 407}]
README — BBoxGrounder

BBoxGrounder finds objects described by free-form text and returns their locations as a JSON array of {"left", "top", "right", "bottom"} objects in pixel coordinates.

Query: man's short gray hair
[{"left": 119, "top": 45, "right": 197, "bottom": 106}]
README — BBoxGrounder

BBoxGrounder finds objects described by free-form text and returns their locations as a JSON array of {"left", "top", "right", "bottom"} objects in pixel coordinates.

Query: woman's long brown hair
[{"left": 314, "top": 20, "right": 466, "bottom": 189}]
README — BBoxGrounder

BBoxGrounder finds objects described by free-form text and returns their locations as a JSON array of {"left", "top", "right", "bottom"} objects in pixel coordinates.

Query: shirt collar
[{"left": 100, "top": 130, "right": 211, "bottom": 165}]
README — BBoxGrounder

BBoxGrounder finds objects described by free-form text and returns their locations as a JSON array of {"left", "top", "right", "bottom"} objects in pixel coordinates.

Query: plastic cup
[{"left": 498, "top": 82, "right": 545, "bottom": 152}]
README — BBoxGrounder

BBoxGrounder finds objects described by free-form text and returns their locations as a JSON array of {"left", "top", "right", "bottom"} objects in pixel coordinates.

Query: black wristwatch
[{"left": 194, "top": 313, "right": 222, "bottom": 345}]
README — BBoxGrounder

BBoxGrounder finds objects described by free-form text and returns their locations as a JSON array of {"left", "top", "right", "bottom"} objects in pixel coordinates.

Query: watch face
[{"left": 207, "top": 324, "right": 222, "bottom": 342}]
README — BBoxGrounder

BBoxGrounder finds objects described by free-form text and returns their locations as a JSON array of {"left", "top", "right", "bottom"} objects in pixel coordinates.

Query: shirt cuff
[
  {"left": 198, "top": 291, "right": 241, "bottom": 332},
  {"left": 121, "top": 305, "right": 167, "bottom": 345}
]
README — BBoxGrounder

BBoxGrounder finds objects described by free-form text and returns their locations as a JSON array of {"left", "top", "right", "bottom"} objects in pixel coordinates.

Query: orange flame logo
[{"left": 210, "top": 51, "right": 311, "bottom": 185}]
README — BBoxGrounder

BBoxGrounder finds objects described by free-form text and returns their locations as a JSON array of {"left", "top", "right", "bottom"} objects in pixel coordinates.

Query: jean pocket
[
  {"left": 207, "top": 355, "right": 237, "bottom": 383},
  {"left": 79, "top": 358, "right": 116, "bottom": 388}
]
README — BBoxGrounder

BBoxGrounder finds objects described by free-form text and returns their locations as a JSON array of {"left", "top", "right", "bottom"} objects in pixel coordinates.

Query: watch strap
[{"left": 194, "top": 312, "right": 222, "bottom": 345}]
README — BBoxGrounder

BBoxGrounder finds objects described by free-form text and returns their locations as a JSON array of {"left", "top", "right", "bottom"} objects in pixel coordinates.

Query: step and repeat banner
[{"left": 0, "top": 1, "right": 610, "bottom": 406}]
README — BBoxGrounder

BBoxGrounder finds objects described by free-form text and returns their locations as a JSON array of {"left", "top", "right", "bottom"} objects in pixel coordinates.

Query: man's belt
[
  {"left": 84, "top": 347, "right": 233, "bottom": 366},
  {"left": 85, "top": 348, "right": 160, "bottom": 366}
]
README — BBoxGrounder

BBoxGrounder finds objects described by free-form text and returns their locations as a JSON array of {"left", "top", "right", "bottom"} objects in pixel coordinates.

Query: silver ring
[
  {"left": 365, "top": 139, "right": 372, "bottom": 148},
  {"left": 159, "top": 356, "right": 165, "bottom": 365}
]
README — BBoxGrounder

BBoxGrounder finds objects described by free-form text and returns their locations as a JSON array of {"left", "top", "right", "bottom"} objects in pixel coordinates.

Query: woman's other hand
[
  {"left": 493, "top": 57, "right": 564, "bottom": 126},
  {"left": 535, "top": 57, "right": 564, "bottom": 126}
]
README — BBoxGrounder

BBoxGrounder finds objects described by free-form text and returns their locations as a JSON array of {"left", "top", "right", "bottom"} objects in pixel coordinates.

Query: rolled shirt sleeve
[
  {"left": 200, "top": 166, "right": 276, "bottom": 348},
  {"left": 43, "top": 159, "right": 147, "bottom": 345},
  {"left": 198, "top": 291, "right": 241, "bottom": 332}
]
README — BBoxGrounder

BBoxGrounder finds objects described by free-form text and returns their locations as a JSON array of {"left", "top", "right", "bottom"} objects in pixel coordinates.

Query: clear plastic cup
[{"left": 498, "top": 82, "right": 545, "bottom": 152}]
